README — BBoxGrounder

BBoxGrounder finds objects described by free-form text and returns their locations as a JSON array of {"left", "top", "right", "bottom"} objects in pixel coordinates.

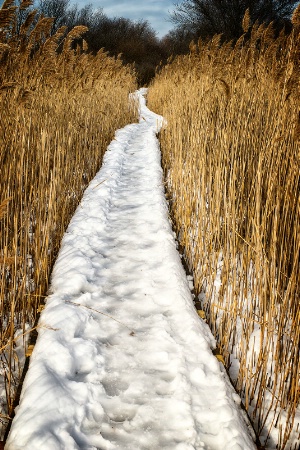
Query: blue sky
[{"left": 70, "top": 1, "right": 177, "bottom": 37}]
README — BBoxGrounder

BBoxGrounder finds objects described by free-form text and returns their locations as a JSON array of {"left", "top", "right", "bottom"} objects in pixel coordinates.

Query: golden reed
[
  {"left": 0, "top": 0, "right": 137, "bottom": 433},
  {"left": 149, "top": 7, "right": 300, "bottom": 449}
]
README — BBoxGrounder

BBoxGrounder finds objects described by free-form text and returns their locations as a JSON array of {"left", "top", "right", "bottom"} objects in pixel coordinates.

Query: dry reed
[
  {"left": 149, "top": 8, "right": 300, "bottom": 449},
  {"left": 0, "top": 0, "right": 137, "bottom": 436}
]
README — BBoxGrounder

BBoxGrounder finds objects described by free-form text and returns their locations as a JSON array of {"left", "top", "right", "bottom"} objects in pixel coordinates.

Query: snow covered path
[{"left": 6, "top": 90, "right": 256, "bottom": 450}]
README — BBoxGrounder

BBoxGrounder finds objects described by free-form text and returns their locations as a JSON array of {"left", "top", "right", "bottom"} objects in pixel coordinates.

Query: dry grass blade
[
  {"left": 0, "top": 7, "right": 17, "bottom": 29},
  {"left": 27, "top": 17, "right": 54, "bottom": 52},
  {"left": 0, "top": 198, "right": 11, "bottom": 220},
  {"left": 242, "top": 8, "right": 251, "bottom": 33},
  {"left": 19, "top": 1, "right": 34, "bottom": 11},
  {"left": 65, "top": 301, "right": 135, "bottom": 333},
  {"left": 20, "top": 9, "right": 37, "bottom": 36},
  {"left": 294, "top": 111, "right": 300, "bottom": 141}
]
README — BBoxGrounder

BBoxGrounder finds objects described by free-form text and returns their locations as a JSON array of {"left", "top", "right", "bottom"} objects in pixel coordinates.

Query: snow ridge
[{"left": 6, "top": 89, "right": 256, "bottom": 450}]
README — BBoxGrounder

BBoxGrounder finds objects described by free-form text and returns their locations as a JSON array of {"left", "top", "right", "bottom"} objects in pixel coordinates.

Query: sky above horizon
[{"left": 70, "top": 1, "right": 177, "bottom": 38}]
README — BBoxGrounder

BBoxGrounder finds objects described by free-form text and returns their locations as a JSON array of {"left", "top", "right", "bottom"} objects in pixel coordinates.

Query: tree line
[
  {"left": 168, "top": 0, "right": 298, "bottom": 53},
  {"left": 3, "top": 1, "right": 299, "bottom": 84},
  {"left": 8, "top": 0, "right": 165, "bottom": 85}
]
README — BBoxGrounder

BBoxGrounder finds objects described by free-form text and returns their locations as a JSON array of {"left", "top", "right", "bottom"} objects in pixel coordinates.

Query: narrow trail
[{"left": 6, "top": 90, "right": 256, "bottom": 450}]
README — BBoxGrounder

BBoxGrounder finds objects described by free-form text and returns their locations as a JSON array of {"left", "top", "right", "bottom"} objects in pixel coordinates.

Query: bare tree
[
  {"left": 161, "top": 25, "right": 197, "bottom": 55},
  {"left": 31, "top": 1, "right": 164, "bottom": 84},
  {"left": 171, "top": 0, "right": 298, "bottom": 40},
  {"left": 84, "top": 17, "right": 164, "bottom": 84},
  {"left": 37, "top": 0, "right": 70, "bottom": 32},
  {"left": 64, "top": 3, "right": 105, "bottom": 32}
]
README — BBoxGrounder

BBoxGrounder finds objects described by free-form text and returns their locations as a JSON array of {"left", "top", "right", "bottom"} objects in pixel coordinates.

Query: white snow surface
[{"left": 6, "top": 89, "right": 256, "bottom": 450}]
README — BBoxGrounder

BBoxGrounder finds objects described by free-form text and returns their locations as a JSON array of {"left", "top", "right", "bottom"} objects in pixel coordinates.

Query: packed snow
[{"left": 5, "top": 89, "right": 256, "bottom": 450}]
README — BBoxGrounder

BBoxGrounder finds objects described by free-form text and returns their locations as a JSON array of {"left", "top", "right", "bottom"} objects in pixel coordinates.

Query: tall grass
[
  {"left": 148, "top": 9, "right": 300, "bottom": 449},
  {"left": 0, "top": 0, "right": 137, "bottom": 434}
]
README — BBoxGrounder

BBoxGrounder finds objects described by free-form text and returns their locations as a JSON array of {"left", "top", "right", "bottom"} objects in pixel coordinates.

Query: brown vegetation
[
  {"left": 0, "top": 0, "right": 137, "bottom": 434},
  {"left": 148, "top": 8, "right": 300, "bottom": 449}
]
